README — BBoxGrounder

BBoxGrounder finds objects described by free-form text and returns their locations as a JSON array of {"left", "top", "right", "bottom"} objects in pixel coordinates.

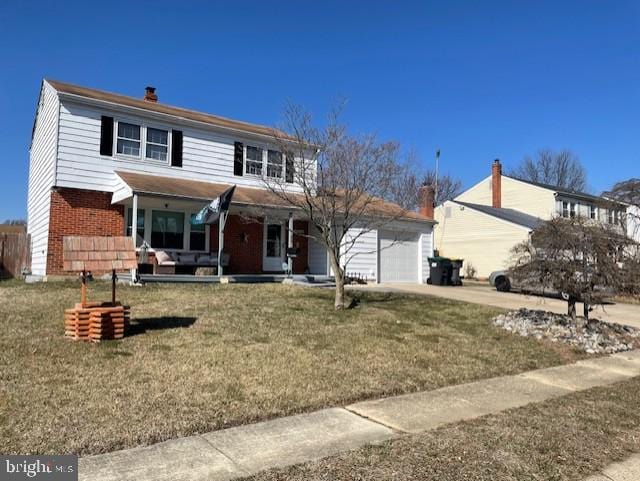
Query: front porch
[{"left": 112, "top": 172, "right": 327, "bottom": 279}]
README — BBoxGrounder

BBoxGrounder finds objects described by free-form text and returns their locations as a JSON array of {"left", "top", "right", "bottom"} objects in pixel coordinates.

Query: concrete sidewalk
[
  {"left": 350, "top": 283, "right": 640, "bottom": 329},
  {"left": 584, "top": 453, "right": 640, "bottom": 481},
  {"left": 79, "top": 350, "right": 640, "bottom": 481}
]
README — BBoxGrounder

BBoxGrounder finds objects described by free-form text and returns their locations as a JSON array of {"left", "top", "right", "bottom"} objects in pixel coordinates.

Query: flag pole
[{"left": 434, "top": 149, "right": 440, "bottom": 206}]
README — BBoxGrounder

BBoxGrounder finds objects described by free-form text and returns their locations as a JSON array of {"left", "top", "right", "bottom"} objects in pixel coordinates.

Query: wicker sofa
[{"left": 154, "top": 250, "right": 229, "bottom": 275}]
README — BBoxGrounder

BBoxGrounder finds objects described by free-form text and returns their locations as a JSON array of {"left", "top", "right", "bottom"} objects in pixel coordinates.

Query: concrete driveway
[{"left": 350, "top": 282, "right": 640, "bottom": 329}]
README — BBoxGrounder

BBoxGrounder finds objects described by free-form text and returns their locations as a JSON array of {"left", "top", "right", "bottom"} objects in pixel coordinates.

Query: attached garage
[{"left": 378, "top": 230, "right": 420, "bottom": 282}]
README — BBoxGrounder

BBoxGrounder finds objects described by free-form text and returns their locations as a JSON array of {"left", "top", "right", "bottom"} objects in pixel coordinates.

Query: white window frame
[
  {"left": 114, "top": 118, "right": 172, "bottom": 165},
  {"left": 589, "top": 205, "right": 597, "bottom": 220},
  {"left": 144, "top": 126, "right": 170, "bottom": 162},
  {"left": 115, "top": 121, "right": 142, "bottom": 159},
  {"left": 244, "top": 144, "right": 265, "bottom": 177},
  {"left": 266, "top": 149, "right": 284, "bottom": 179},
  {"left": 562, "top": 201, "right": 569, "bottom": 218}
]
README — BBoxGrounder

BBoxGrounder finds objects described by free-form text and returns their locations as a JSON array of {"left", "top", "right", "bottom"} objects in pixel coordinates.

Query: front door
[{"left": 263, "top": 221, "right": 285, "bottom": 272}]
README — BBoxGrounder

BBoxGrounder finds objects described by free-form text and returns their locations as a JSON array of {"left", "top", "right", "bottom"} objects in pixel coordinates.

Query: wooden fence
[{"left": 0, "top": 233, "right": 31, "bottom": 279}]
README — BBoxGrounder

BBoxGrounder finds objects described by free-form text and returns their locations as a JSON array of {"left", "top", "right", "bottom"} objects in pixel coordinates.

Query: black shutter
[
  {"left": 234, "top": 142, "right": 244, "bottom": 176},
  {"left": 99, "top": 116, "right": 114, "bottom": 156},
  {"left": 285, "top": 153, "right": 294, "bottom": 183},
  {"left": 171, "top": 130, "right": 183, "bottom": 167}
]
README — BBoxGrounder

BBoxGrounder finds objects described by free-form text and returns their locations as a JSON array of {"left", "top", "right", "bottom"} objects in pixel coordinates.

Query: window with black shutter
[
  {"left": 100, "top": 116, "right": 114, "bottom": 156},
  {"left": 285, "top": 153, "right": 294, "bottom": 183},
  {"left": 171, "top": 130, "right": 183, "bottom": 167},
  {"left": 234, "top": 142, "right": 244, "bottom": 176}
]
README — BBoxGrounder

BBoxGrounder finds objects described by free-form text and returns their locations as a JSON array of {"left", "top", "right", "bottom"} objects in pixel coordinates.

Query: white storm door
[{"left": 263, "top": 221, "right": 285, "bottom": 271}]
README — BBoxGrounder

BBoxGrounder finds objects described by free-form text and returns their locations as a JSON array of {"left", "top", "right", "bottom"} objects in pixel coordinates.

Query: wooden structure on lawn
[{"left": 63, "top": 236, "right": 137, "bottom": 342}]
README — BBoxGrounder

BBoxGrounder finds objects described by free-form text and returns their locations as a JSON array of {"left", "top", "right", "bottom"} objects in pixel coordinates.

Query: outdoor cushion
[
  {"left": 197, "top": 255, "right": 212, "bottom": 265},
  {"left": 178, "top": 254, "right": 196, "bottom": 264},
  {"left": 155, "top": 250, "right": 172, "bottom": 264}
]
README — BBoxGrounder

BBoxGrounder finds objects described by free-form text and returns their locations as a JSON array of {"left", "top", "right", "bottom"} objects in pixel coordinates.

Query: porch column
[
  {"left": 218, "top": 211, "right": 227, "bottom": 277},
  {"left": 130, "top": 193, "right": 138, "bottom": 283},
  {"left": 287, "top": 212, "right": 294, "bottom": 275}
]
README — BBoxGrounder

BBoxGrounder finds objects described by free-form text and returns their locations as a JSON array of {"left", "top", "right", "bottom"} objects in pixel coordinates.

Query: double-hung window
[
  {"left": 589, "top": 205, "right": 597, "bottom": 220},
  {"left": 146, "top": 128, "right": 169, "bottom": 161},
  {"left": 267, "top": 150, "right": 283, "bottom": 178},
  {"left": 562, "top": 201, "right": 569, "bottom": 218},
  {"left": 569, "top": 202, "right": 576, "bottom": 218},
  {"left": 117, "top": 122, "right": 141, "bottom": 157},
  {"left": 246, "top": 146, "right": 263, "bottom": 175}
]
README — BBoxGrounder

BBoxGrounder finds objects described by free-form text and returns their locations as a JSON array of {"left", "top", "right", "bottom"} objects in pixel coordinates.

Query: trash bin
[
  {"left": 450, "top": 259, "right": 464, "bottom": 286},
  {"left": 427, "top": 257, "right": 452, "bottom": 285}
]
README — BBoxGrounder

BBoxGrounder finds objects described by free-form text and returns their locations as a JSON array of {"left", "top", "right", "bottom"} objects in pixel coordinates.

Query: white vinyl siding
[
  {"left": 419, "top": 231, "right": 434, "bottom": 283},
  {"left": 434, "top": 201, "right": 531, "bottom": 278},
  {"left": 55, "top": 100, "right": 305, "bottom": 194},
  {"left": 342, "top": 227, "right": 378, "bottom": 281},
  {"left": 27, "top": 82, "right": 59, "bottom": 276}
]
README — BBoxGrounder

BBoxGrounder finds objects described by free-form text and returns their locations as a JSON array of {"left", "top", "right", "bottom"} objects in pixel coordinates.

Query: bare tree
[
  {"left": 509, "top": 216, "right": 639, "bottom": 320},
  {"left": 604, "top": 178, "right": 640, "bottom": 241},
  {"left": 263, "top": 104, "right": 417, "bottom": 309},
  {"left": 510, "top": 149, "right": 588, "bottom": 192},
  {"left": 3, "top": 219, "right": 26, "bottom": 225}
]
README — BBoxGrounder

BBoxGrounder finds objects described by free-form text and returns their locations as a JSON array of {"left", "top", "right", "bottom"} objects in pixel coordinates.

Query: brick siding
[
  {"left": 209, "top": 215, "right": 309, "bottom": 274},
  {"left": 47, "top": 188, "right": 124, "bottom": 275}
]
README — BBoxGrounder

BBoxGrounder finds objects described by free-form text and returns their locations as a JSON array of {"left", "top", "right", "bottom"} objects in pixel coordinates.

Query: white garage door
[{"left": 379, "top": 230, "right": 419, "bottom": 282}]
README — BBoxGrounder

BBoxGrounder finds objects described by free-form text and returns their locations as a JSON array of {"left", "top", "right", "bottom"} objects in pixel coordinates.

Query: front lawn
[{"left": 0, "top": 280, "right": 584, "bottom": 455}]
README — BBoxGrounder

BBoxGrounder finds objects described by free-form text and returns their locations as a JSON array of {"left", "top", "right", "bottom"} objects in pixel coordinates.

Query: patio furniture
[
  {"left": 154, "top": 250, "right": 230, "bottom": 275},
  {"left": 62, "top": 236, "right": 136, "bottom": 342}
]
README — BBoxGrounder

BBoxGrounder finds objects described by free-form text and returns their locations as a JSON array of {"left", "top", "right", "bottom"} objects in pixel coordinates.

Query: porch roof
[
  {"left": 113, "top": 171, "right": 435, "bottom": 224},
  {"left": 114, "top": 170, "right": 297, "bottom": 209}
]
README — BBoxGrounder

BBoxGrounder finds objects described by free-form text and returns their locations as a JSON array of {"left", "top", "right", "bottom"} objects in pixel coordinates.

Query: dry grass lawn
[
  {"left": 248, "top": 377, "right": 640, "bottom": 481},
  {"left": 0, "top": 280, "right": 584, "bottom": 455}
]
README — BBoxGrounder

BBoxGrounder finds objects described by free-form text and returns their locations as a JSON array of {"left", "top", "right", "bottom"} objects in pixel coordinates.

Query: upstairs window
[
  {"left": 246, "top": 146, "right": 263, "bottom": 175},
  {"left": 146, "top": 128, "right": 168, "bottom": 161},
  {"left": 267, "top": 150, "right": 283, "bottom": 178},
  {"left": 117, "top": 122, "right": 141, "bottom": 157}
]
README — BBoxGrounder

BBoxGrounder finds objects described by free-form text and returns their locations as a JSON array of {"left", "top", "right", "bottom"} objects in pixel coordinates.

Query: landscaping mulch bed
[{"left": 494, "top": 308, "right": 640, "bottom": 354}]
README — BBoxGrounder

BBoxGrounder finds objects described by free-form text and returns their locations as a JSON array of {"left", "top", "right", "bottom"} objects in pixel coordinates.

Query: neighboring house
[
  {"left": 27, "top": 79, "right": 435, "bottom": 282},
  {"left": 434, "top": 160, "right": 629, "bottom": 278}
]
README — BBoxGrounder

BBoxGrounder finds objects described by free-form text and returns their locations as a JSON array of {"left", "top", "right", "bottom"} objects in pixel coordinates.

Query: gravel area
[{"left": 494, "top": 308, "right": 640, "bottom": 354}]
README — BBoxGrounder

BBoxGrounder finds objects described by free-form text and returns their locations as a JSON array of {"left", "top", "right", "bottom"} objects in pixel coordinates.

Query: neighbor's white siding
[
  {"left": 434, "top": 201, "right": 531, "bottom": 278},
  {"left": 27, "top": 82, "right": 59, "bottom": 276},
  {"left": 456, "top": 175, "right": 556, "bottom": 219},
  {"left": 55, "top": 99, "right": 306, "bottom": 195},
  {"left": 343, "top": 227, "right": 378, "bottom": 281}
]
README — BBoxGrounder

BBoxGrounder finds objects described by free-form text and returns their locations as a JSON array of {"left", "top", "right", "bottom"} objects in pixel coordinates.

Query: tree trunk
[
  {"left": 583, "top": 302, "right": 590, "bottom": 319},
  {"left": 567, "top": 298, "right": 577, "bottom": 320},
  {"left": 329, "top": 252, "right": 346, "bottom": 310}
]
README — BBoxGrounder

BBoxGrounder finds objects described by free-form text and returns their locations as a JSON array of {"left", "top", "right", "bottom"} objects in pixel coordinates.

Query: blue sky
[{"left": 1, "top": 0, "right": 638, "bottom": 221}]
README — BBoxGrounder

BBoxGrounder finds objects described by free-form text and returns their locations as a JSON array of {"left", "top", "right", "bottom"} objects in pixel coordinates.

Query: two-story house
[
  {"left": 434, "top": 160, "right": 630, "bottom": 278},
  {"left": 27, "top": 80, "right": 435, "bottom": 282}
]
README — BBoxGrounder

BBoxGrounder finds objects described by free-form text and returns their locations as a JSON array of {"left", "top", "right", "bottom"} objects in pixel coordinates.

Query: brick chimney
[
  {"left": 419, "top": 184, "right": 435, "bottom": 219},
  {"left": 492, "top": 159, "right": 502, "bottom": 208},
  {"left": 143, "top": 86, "right": 157, "bottom": 102}
]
